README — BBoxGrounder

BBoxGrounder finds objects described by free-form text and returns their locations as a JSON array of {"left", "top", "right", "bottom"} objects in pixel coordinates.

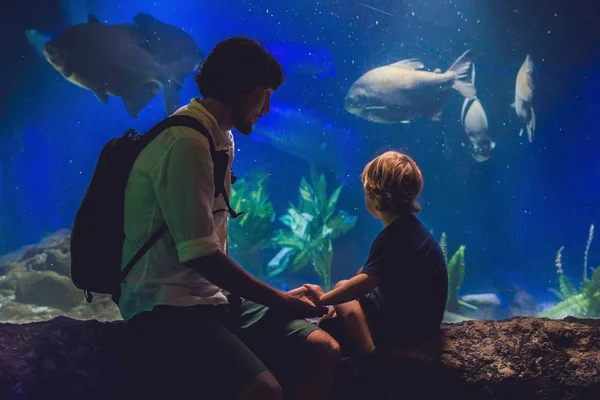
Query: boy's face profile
[
  {"left": 231, "top": 87, "right": 273, "bottom": 135},
  {"left": 364, "top": 189, "right": 380, "bottom": 219}
]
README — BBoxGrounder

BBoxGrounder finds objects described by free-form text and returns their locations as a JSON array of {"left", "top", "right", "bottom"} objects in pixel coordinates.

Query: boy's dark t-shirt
[{"left": 359, "top": 214, "right": 448, "bottom": 346}]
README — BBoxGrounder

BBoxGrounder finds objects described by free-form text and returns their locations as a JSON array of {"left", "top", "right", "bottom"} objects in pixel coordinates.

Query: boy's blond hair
[{"left": 361, "top": 151, "right": 424, "bottom": 215}]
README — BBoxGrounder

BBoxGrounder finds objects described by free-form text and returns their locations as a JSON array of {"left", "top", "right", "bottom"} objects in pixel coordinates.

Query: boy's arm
[
  {"left": 307, "top": 273, "right": 378, "bottom": 306},
  {"left": 307, "top": 237, "right": 393, "bottom": 305}
]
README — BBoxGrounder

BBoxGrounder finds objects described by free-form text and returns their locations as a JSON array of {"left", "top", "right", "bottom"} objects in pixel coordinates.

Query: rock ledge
[{"left": 1, "top": 316, "right": 599, "bottom": 399}]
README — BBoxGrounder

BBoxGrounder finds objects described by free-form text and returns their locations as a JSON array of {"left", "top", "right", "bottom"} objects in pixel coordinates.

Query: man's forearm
[{"left": 186, "top": 250, "right": 286, "bottom": 308}]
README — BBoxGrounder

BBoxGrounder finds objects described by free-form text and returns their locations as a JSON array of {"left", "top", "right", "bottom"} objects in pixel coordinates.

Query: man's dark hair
[{"left": 194, "top": 36, "right": 285, "bottom": 103}]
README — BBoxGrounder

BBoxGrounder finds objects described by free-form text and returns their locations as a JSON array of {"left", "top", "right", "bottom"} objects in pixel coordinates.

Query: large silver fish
[
  {"left": 344, "top": 50, "right": 477, "bottom": 124},
  {"left": 27, "top": 14, "right": 195, "bottom": 118},
  {"left": 460, "top": 64, "right": 495, "bottom": 162},
  {"left": 512, "top": 54, "right": 536, "bottom": 142}
]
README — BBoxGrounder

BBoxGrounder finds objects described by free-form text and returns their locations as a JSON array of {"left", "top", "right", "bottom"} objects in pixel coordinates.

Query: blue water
[{"left": 1, "top": 0, "right": 599, "bottom": 319}]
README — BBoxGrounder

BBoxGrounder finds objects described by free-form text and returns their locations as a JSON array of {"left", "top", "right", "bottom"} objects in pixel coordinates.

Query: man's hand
[
  {"left": 303, "top": 283, "right": 325, "bottom": 305},
  {"left": 279, "top": 291, "right": 328, "bottom": 318}
]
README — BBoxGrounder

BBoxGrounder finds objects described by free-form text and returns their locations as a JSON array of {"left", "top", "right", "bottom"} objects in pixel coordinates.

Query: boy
[{"left": 304, "top": 151, "right": 448, "bottom": 354}]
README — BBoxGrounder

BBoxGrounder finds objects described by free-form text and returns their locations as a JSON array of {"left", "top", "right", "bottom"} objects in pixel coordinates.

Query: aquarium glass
[{"left": 1, "top": 0, "right": 598, "bottom": 323}]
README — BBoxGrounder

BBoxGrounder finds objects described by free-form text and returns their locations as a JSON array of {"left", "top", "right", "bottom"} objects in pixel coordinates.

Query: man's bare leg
[
  {"left": 237, "top": 370, "right": 282, "bottom": 400},
  {"left": 286, "top": 329, "right": 340, "bottom": 400}
]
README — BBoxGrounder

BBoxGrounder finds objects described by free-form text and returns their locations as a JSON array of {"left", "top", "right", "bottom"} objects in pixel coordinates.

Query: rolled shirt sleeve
[{"left": 150, "top": 135, "right": 220, "bottom": 262}]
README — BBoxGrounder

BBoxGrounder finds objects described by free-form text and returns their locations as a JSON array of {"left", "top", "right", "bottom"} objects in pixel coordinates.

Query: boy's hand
[
  {"left": 303, "top": 284, "right": 325, "bottom": 304},
  {"left": 286, "top": 286, "right": 309, "bottom": 298},
  {"left": 318, "top": 306, "right": 337, "bottom": 326}
]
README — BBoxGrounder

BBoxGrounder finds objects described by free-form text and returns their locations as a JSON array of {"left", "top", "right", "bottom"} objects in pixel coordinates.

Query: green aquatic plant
[
  {"left": 442, "top": 232, "right": 476, "bottom": 312},
  {"left": 539, "top": 223, "right": 600, "bottom": 319},
  {"left": 227, "top": 168, "right": 276, "bottom": 279},
  {"left": 267, "top": 168, "right": 357, "bottom": 291},
  {"left": 440, "top": 232, "right": 477, "bottom": 322}
]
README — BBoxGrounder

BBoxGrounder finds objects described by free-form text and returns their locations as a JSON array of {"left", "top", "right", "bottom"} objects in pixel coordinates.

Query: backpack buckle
[
  {"left": 124, "top": 128, "right": 140, "bottom": 141},
  {"left": 84, "top": 290, "right": 94, "bottom": 303}
]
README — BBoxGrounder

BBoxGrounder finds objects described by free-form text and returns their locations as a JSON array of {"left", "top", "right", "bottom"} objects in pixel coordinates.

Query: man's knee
[
  {"left": 237, "top": 370, "right": 282, "bottom": 400},
  {"left": 304, "top": 329, "right": 341, "bottom": 362}
]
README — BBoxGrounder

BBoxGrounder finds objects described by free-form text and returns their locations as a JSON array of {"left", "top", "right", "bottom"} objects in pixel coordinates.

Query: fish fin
[
  {"left": 162, "top": 80, "right": 181, "bottom": 115},
  {"left": 461, "top": 97, "right": 470, "bottom": 126},
  {"left": 472, "top": 63, "right": 476, "bottom": 85},
  {"left": 25, "top": 30, "right": 49, "bottom": 59},
  {"left": 519, "top": 127, "right": 524, "bottom": 137},
  {"left": 430, "top": 110, "right": 443, "bottom": 121},
  {"left": 448, "top": 50, "right": 477, "bottom": 99},
  {"left": 87, "top": 14, "right": 101, "bottom": 24},
  {"left": 60, "top": 0, "right": 89, "bottom": 26},
  {"left": 133, "top": 12, "right": 159, "bottom": 28},
  {"left": 527, "top": 107, "right": 536, "bottom": 142},
  {"left": 434, "top": 68, "right": 442, "bottom": 74},
  {"left": 491, "top": 141, "right": 496, "bottom": 149},
  {"left": 400, "top": 120, "right": 410, "bottom": 124},
  {"left": 62, "top": 66, "right": 74, "bottom": 78},
  {"left": 365, "top": 106, "right": 386, "bottom": 111},
  {"left": 92, "top": 89, "right": 108, "bottom": 104},
  {"left": 388, "top": 59, "right": 424, "bottom": 70},
  {"left": 123, "top": 82, "right": 160, "bottom": 118},
  {"left": 510, "top": 102, "right": 515, "bottom": 109}
]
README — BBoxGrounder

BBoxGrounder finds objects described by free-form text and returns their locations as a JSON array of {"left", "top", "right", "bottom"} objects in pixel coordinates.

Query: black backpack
[{"left": 70, "top": 115, "right": 242, "bottom": 305}]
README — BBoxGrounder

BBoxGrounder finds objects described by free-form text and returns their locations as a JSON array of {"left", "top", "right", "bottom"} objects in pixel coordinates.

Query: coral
[
  {"left": 540, "top": 223, "right": 600, "bottom": 319},
  {"left": 267, "top": 167, "right": 357, "bottom": 291},
  {"left": 228, "top": 168, "right": 276, "bottom": 278},
  {"left": 0, "top": 231, "right": 121, "bottom": 323}
]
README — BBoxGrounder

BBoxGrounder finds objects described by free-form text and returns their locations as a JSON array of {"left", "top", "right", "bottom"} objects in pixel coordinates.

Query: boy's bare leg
[
  {"left": 286, "top": 329, "right": 340, "bottom": 400},
  {"left": 333, "top": 300, "right": 376, "bottom": 355}
]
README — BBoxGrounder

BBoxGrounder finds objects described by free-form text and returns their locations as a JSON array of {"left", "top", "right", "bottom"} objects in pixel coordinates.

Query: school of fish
[
  {"left": 25, "top": 2, "right": 537, "bottom": 165},
  {"left": 345, "top": 52, "right": 536, "bottom": 162}
]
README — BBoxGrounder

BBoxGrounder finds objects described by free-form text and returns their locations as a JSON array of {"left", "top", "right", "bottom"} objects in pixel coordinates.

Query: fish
[
  {"left": 512, "top": 54, "right": 536, "bottom": 143},
  {"left": 26, "top": 14, "right": 195, "bottom": 118},
  {"left": 344, "top": 50, "right": 477, "bottom": 124},
  {"left": 460, "top": 64, "right": 495, "bottom": 162},
  {"left": 460, "top": 293, "right": 503, "bottom": 307},
  {"left": 249, "top": 103, "right": 366, "bottom": 181},
  {"left": 132, "top": 13, "right": 204, "bottom": 77}
]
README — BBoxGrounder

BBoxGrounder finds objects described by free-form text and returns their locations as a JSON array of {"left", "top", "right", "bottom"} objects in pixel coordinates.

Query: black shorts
[{"left": 126, "top": 294, "right": 320, "bottom": 399}]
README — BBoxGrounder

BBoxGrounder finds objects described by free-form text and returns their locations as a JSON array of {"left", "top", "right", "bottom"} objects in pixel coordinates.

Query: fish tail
[
  {"left": 155, "top": 60, "right": 195, "bottom": 114},
  {"left": 448, "top": 50, "right": 477, "bottom": 99},
  {"left": 527, "top": 107, "right": 536, "bottom": 142},
  {"left": 161, "top": 80, "right": 182, "bottom": 115}
]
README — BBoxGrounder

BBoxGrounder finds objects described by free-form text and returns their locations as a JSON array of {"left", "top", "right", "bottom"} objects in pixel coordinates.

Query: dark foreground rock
[{"left": 1, "top": 315, "right": 599, "bottom": 400}]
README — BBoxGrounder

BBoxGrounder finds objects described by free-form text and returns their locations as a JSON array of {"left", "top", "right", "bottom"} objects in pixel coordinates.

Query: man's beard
[{"left": 232, "top": 101, "right": 253, "bottom": 135}]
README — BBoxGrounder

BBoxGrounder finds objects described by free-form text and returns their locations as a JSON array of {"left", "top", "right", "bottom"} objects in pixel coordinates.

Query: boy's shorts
[{"left": 126, "top": 292, "right": 320, "bottom": 399}]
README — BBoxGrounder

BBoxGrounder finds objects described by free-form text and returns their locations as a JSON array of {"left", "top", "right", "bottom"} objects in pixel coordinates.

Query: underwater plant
[
  {"left": 267, "top": 167, "right": 357, "bottom": 291},
  {"left": 440, "top": 232, "right": 476, "bottom": 315},
  {"left": 227, "top": 168, "right": 276, "bottom": 279},
  {"left": 539, "top": 223, "right": 600, "bottom": 319}
]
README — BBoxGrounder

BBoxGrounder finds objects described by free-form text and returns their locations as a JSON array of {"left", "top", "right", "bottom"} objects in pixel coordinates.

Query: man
[{"left": 122, "top": 37, "right": 340, "bottom": 400}]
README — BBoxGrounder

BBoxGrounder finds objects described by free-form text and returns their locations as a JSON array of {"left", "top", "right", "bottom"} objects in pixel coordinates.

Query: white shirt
[{"left": 119, "top": 98, "right": 234, "bottom": 320}]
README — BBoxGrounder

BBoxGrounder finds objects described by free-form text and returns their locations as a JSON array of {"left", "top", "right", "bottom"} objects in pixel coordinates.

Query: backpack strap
[{"left": 119, "top": 115, "right": 243, "bottom": 284}]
